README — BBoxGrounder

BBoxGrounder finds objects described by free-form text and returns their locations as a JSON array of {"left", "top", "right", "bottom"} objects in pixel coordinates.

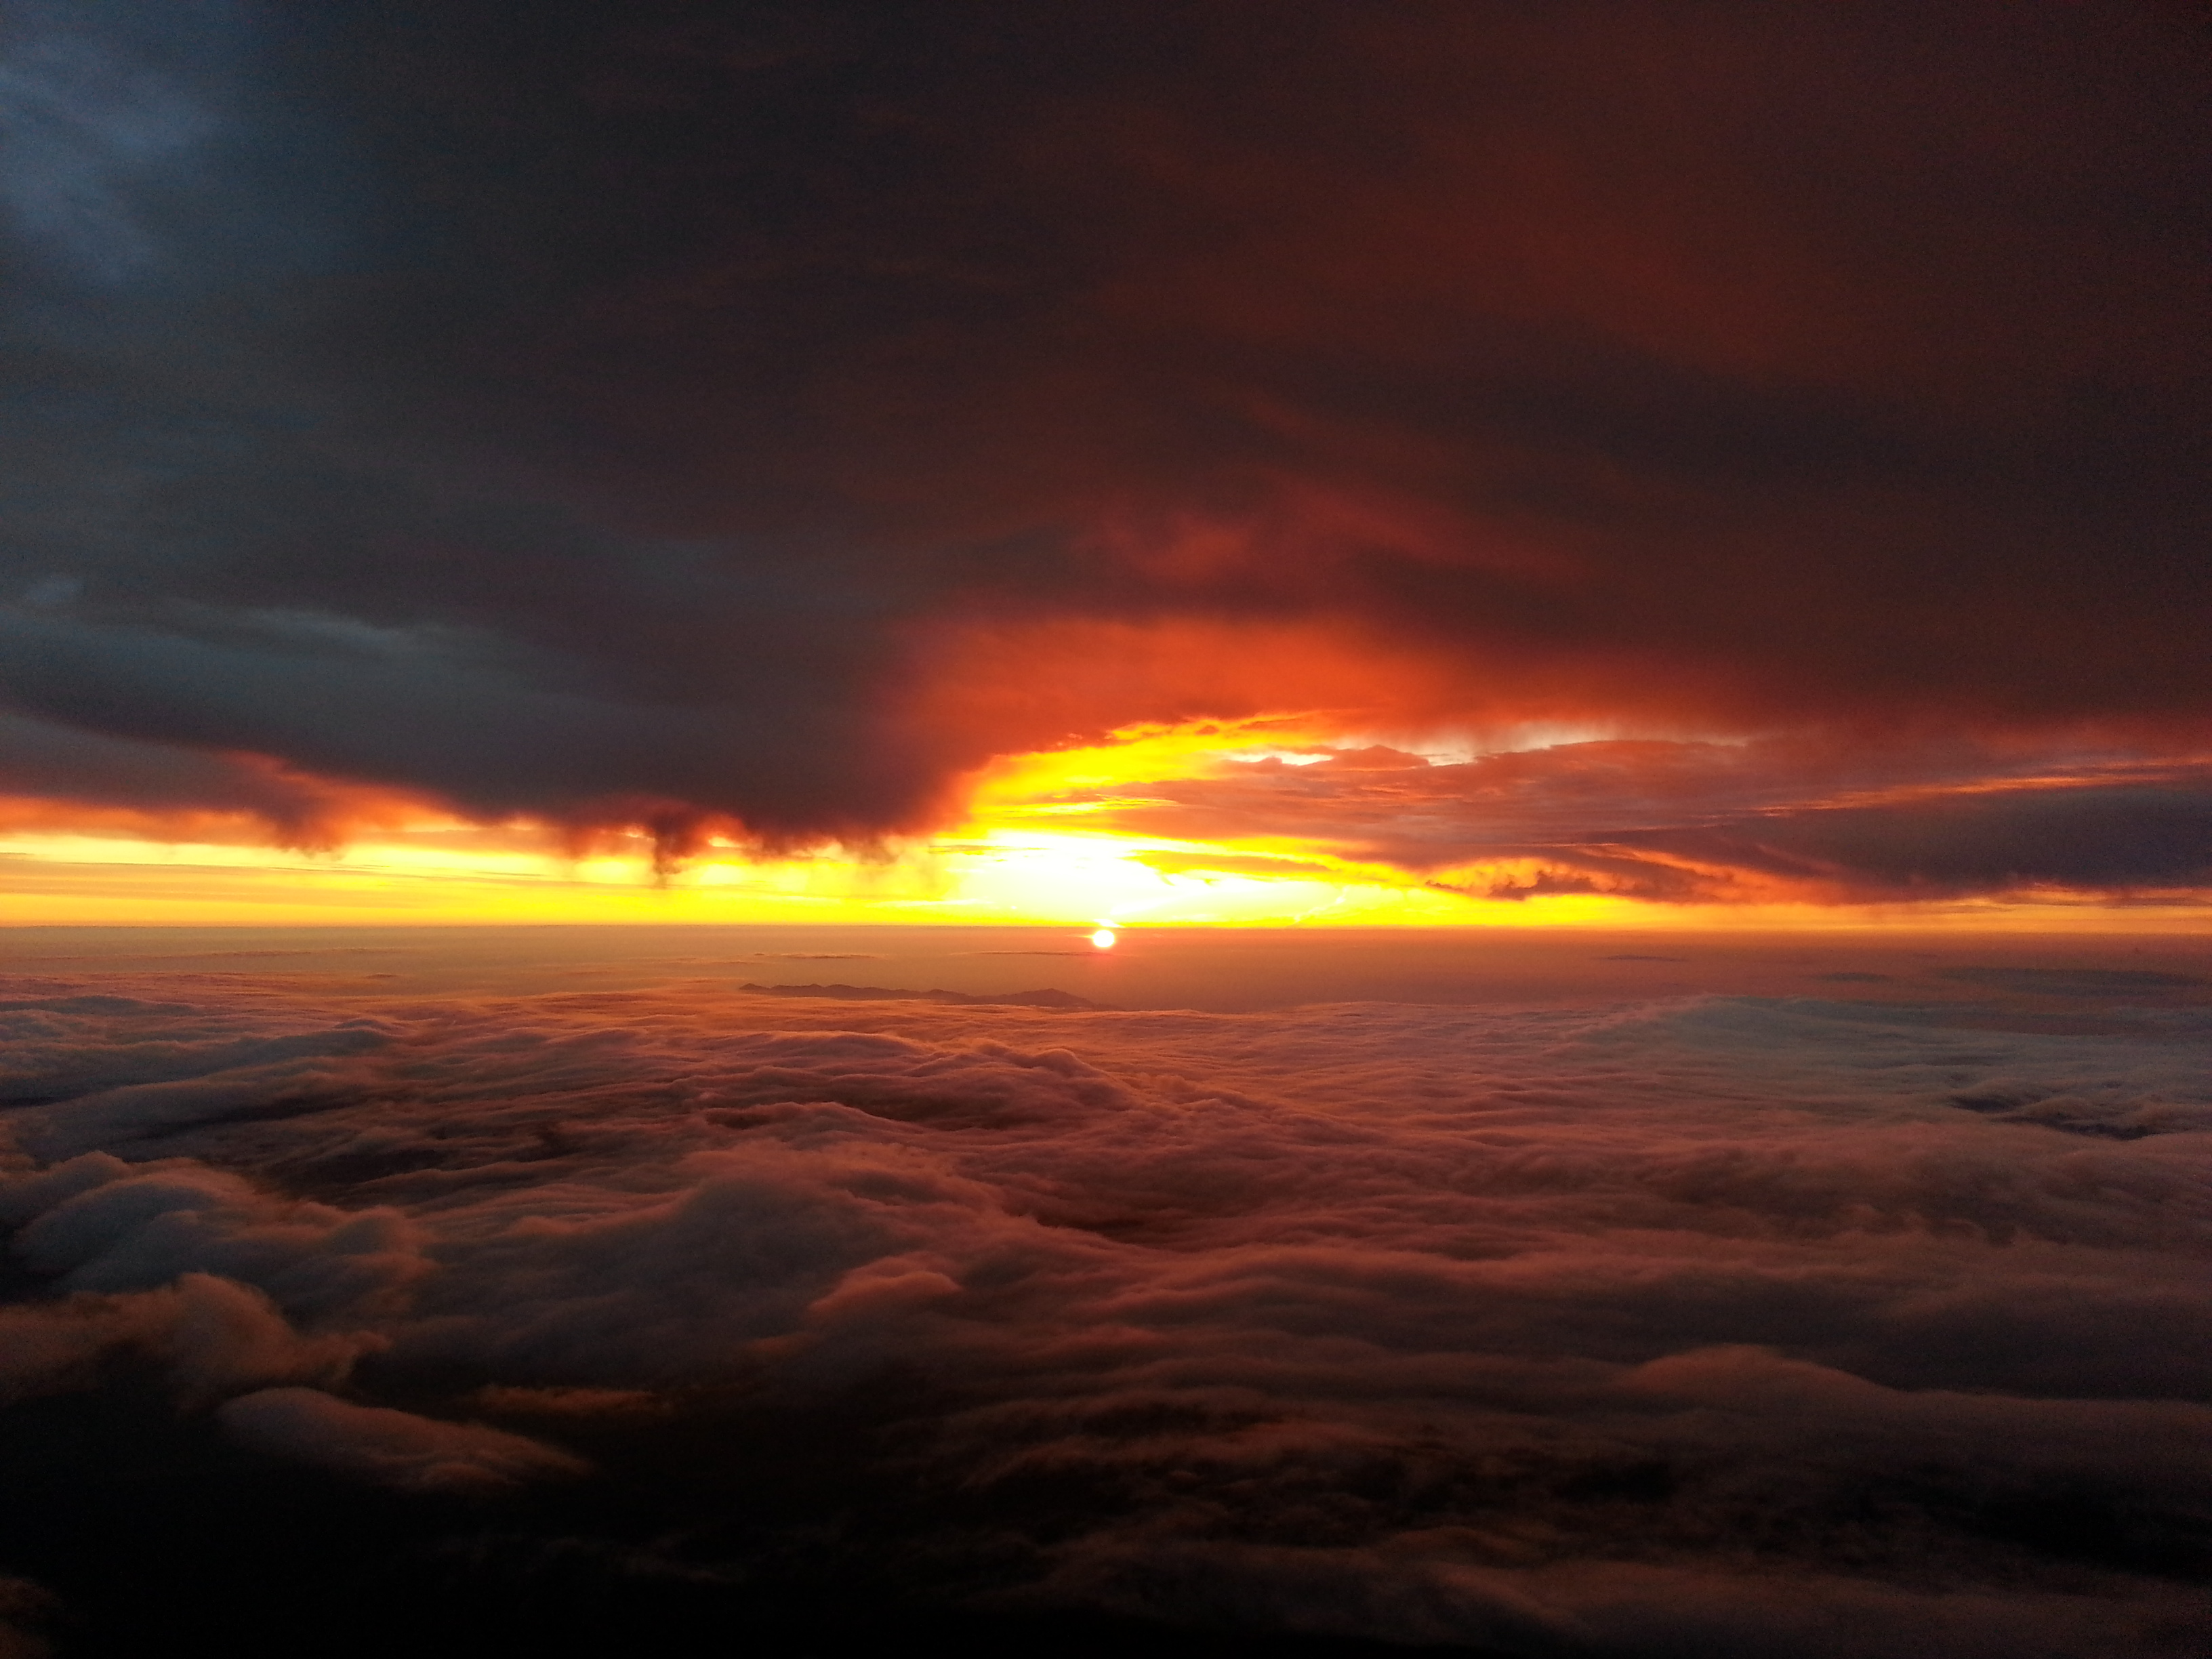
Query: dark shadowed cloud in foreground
[
  {"left": 4, "top": 962, "right": 2209, "bottom": 1655},
  {"left": 1, "top": 1, "right": 2208, "bottom": 880}
]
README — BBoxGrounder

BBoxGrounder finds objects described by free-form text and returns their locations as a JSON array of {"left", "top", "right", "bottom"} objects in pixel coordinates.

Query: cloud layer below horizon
[
  {"left": 3, "top": 966, "right": 2209, "bottom": 1654},
  {"left": 1, "top": 0, "right": 2209, "bottom": 911}
]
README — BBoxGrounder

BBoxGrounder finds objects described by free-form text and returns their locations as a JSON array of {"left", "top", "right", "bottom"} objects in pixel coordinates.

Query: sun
[{"left": 1090, "top": 927, "right": 1118, "bottom": 949}]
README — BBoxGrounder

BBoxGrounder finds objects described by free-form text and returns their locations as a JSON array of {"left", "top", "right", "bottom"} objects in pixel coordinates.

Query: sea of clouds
[{"left": 3, "top": 971, "right": 2209, "bottom": 1656}]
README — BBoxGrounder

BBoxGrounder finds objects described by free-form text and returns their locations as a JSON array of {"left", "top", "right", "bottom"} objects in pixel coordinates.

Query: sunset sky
[
  {"left": 7, "top": 13, "right": 2212, "bottom": 1658},
  {"left": 5, "top": 0, "right": 2208, "bottom": 929}
]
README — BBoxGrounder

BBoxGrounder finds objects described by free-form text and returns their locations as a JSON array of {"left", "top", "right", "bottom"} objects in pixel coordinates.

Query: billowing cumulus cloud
[
  {"left": 4, "top": 966, "right": 2209, "bottom": 1653},
  {"left": 217, "top": 1387, "right": 589, "bottom": 1492},
  {"left": 1, "top": 1, "right": 2207, "bottom": 885}
]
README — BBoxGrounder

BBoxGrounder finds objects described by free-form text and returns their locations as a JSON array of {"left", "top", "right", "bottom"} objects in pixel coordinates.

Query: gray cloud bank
[
  {"left": 3, "top": 972, "right": 2209, "bottom": 1656},
  {"left": 1101, "top": 743, "right": 2212, "bottom": 905}
]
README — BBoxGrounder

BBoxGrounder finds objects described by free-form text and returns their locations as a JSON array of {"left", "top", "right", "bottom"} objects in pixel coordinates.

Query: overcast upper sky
[{"left": 3, "top": 1, "right": 2208, "bottom": 910}]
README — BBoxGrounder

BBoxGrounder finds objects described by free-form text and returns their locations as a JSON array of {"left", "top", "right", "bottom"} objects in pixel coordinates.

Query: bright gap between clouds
[
  {"left": 0, "top": 716, "right": 1481, "bottom": 926},
  {"left": 6, "top": 716, "right": 2212, "bottom": 929}
]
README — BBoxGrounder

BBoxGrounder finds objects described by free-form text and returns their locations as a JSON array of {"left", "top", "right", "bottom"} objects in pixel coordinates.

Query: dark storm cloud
[
  {"left": 0, "top": 0, "right": 962, "bottom": 843},
  {"left": 3, "top": 972, "right": 2211, "bottom": 1653},
  {"left": 2, "top": 1, "right": 2208, "bottom": 847},
  {"left": 0, "top": 710, "right": 367, "bottom": 840}
]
